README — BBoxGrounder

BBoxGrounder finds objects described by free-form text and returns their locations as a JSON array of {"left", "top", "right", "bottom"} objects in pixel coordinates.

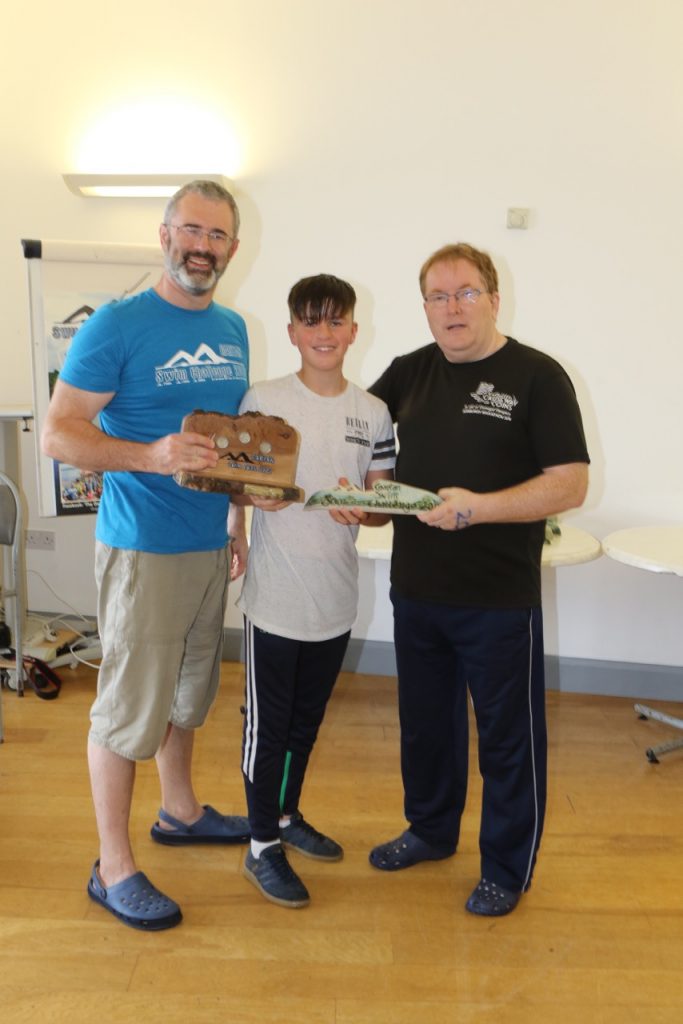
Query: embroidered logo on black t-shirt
[{"left": 463, "top": 381, "right": 518, "bottom": 422}]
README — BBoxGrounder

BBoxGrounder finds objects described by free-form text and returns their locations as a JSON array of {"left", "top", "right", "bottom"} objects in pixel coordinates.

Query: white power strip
[
  {"left": 48, "top": 641, "right": 102, "bottom": 669},
  {"left": 23, "top": 627, "right": 81, "bottom": 663},
  {"left": 25, "top": 640, "right": 61, "bottom": 661}
]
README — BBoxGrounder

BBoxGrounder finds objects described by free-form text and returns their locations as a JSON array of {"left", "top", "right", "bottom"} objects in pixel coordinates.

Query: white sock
[
  {"left": 279, "top": 815, "right": 292, "bottom": 829},
  {"left": 250, "top": 838, "right": 280, "bottom": 859}
]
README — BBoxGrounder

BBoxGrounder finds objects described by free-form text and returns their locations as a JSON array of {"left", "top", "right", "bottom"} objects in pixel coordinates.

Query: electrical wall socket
[{"left": 26, "top": 529, "right": 56, "bottom": 551}]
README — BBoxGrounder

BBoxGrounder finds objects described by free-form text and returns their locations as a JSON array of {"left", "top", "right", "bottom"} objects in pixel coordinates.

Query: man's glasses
[
  {"left": 424, "top": 288, "right": 486, "bottom": 307},
  {"left": 166, "top": 223, "right": 234, "bottom": 248}
]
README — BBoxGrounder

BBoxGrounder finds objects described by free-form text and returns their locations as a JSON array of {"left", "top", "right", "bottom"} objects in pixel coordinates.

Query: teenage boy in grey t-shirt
[{"left": 237, "top": 274, "right": 396, "bottom": 908}]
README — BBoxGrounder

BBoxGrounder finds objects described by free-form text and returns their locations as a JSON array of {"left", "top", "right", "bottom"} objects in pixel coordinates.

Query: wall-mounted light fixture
[{"left": 63, "top": 173, "right": 234, "bottom": 198}]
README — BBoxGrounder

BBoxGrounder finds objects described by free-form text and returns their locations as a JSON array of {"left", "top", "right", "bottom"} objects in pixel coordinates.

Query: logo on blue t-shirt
[{"left": 154, "top": 343, "right": 247, "bottom": 387}]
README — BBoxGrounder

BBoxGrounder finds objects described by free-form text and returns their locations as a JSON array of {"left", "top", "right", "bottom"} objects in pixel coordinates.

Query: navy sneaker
[
  {"left": 243, "top": 845, "right": 310, "bottom": 908},
  {"left": 280, "top": 812, "right": 343, "bottom": 861},
  {"left": 465, "top": 878, "right": 521, "bottom": 917}
]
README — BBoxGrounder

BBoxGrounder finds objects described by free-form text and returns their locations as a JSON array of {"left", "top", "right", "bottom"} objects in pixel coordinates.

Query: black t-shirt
[{"left": 369, "top": 338, "right": 590, "bottom": 608}]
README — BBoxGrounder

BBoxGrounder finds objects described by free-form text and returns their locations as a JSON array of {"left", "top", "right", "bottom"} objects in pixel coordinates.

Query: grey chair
[{"left": 1, "top": 471, "right": 27, "bottom": 740}]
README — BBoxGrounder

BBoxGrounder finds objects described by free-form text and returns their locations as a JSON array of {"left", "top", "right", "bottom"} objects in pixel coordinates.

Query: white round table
[
  {"left": 541, "top": 525, "right": 602, "bottom": 567},
  {"left": 356, "top": 521, "right": 602, "bottom": 567},
  {"left": 602, "top": 526, "right": 683, "bottom": 762},
  {"left": 602, "top": 526, "right": 683, "bottom": 576}
]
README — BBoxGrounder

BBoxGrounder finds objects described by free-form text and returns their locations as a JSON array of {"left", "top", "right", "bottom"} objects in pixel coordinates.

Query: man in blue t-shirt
[{"left": 42, "top": 180, "right": 251, "bottom": 931}]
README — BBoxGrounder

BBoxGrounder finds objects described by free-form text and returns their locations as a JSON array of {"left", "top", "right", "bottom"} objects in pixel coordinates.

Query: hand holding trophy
[{"left": 174, "top": 409, "right": 305, "bottom": 502}]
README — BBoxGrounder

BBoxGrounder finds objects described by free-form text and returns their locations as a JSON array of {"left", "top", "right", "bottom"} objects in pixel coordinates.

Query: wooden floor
[{"left": 2, "top": 662, "right": 683, "bottom": 1023}]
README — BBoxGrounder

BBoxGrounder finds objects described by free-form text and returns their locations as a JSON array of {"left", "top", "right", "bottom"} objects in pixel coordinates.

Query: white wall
[{"left": 2, "top": 0, "right": 682, "bottom": 667}]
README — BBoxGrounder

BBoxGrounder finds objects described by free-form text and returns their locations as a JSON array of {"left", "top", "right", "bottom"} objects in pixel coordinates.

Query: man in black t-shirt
[{"left": 368, "top": 243, "right": 589, "bottom": 916}]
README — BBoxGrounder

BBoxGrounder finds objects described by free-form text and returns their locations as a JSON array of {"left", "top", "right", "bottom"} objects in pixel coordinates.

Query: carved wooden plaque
[{"left": 174, "top": 409, "right": 304, "bottom": 502}]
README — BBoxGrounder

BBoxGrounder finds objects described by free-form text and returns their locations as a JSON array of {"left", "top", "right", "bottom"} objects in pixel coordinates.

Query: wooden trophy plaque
[{"left": 174, "top": 409, "right": 305, "bottom": 502}]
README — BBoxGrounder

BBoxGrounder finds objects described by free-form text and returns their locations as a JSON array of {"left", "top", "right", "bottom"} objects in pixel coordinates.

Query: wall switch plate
[{"left": 506, "top": 207, "right": 530, "bottom": 229}]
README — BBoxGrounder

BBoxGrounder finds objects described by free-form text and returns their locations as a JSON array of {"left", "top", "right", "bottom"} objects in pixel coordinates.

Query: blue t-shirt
[{"left": 59, "top": 288, "right": 249, "bottom": 553}]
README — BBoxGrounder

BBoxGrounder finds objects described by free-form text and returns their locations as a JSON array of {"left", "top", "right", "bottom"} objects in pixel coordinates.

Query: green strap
[{"left": 279, "top": 750, "right": 292, "bottom": 814}]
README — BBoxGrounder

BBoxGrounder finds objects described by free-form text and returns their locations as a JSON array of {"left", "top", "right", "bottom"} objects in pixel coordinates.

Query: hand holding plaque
[{"left": 174, "top": 409, "right": 305, "bottom": 502}]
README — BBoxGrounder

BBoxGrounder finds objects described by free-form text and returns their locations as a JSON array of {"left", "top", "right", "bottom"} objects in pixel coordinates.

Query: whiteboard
[{"left": 23, "top": 239, "right": 163, "bottom": 516}]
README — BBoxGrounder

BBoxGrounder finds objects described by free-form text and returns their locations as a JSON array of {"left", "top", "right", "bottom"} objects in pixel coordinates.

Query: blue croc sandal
[
  {"left": 87, "top": 860, "right": 182, "bottom": 931},
  {"left": 465, "top": 878, "right": 521, "bottom": 917},
  {"left": 369, "top": 830, "right": 454, "bottom": 871},
  {"left": 150, "top": 804, "right": 250, "bottom": 846}
]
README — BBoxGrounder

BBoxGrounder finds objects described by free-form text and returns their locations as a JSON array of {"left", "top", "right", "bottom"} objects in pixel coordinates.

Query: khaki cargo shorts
[{"left": 90, "top": 542, "right": 230, "bottom": 760}]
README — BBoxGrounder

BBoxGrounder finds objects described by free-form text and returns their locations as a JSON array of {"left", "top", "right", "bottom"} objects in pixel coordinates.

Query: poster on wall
[{"left": 22, "top": 239, "right": 163, "bottom": 516}]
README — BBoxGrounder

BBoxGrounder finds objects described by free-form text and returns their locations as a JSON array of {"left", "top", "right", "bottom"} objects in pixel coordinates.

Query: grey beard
[{"left": 166, "top": 255, "right": 220, "bottom": 296}]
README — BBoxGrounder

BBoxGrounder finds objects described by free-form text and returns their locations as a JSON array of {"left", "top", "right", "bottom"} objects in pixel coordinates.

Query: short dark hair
[
  {"left": 164, "top": 179, "right": 240, "bottom": 237},
  {"left": 419, "top": 243, "right": 499, "bottom": 297},
  {"left": 287, "top": 274, "right": 356, "bottom": 322}
]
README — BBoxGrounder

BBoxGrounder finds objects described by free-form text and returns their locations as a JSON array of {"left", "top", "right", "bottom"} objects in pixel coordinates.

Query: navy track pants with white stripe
[
  {"left": 391, "top": 588, "right": 547, "bottom": 892},
  {"left": 241, "top": 618, "right": 350, "bottom": 842}
]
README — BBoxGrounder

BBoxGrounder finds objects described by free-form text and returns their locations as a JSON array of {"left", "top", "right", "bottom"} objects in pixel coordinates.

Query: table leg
[{"left": 634, "top": 703, "right": 683, "bottom": 763}]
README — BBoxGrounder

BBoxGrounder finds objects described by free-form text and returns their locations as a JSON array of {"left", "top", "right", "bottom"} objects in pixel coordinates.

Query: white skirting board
[{"left": 222, "top": 629, "right": 682, "bottom": 703}]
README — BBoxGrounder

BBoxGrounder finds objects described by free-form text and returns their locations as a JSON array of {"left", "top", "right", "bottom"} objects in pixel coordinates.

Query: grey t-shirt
[{"left": 237, "top": 374, "right": 396, "bottom": 640}]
